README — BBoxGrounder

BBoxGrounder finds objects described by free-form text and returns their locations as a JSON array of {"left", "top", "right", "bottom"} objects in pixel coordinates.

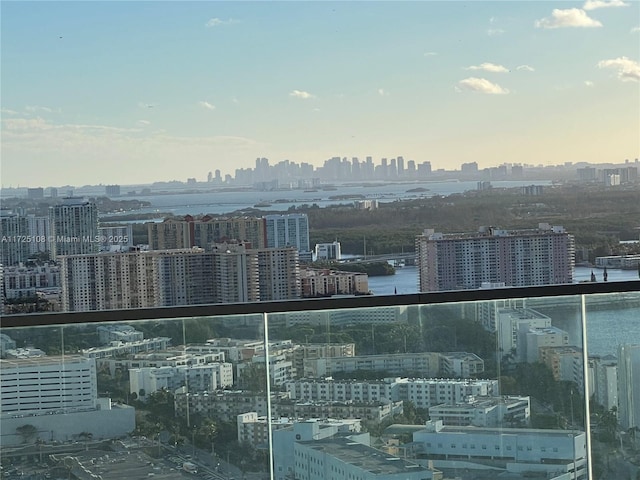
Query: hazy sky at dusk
[{"left": 1, "top": 1, "right": 639, "bottom": 187}]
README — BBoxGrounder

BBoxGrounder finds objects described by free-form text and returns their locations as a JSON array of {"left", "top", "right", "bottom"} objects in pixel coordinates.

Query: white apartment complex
[
  {"left": 417, "top": 224, "right": 575, "bottom": 292},
  {"left": 286, "top": 377, "right": 499, "bottom": 410},
  {"left": 303, "top": 352, "right": 483, "bottom": 379},
  {"left": 428, "top": 395, "right": 530, "bottom": 427},
  {"left": 129, "top": 362, "right": 233, "bottom": 399},
  {"left": 1, "top": 263, "right": 60, "bottom": 299}
]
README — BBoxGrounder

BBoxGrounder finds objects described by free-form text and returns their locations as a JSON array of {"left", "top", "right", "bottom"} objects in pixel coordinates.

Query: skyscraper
[
  {"left": 59, "top": 244, "right": 301, "bottom": 311},
  {"left": 257, "top": 247, "right": 300, "bottom": 301},
  {"left": 0, "top": 211, "right": 30, "bottom": 265},
  {"left": 416, "top": 224, "right": 575, "bottom": 292},
  {"left": 264, "top": 214, "right": 310, "bottom": 252},
  {"left": 59, "top": 248, "right": 217, "bottom": 311},
  {"left": 147, "top": 215, "right": 267, "bottom": 250},
  {"left": 49, "top": 197, "right": 99, "bottom": 258}
]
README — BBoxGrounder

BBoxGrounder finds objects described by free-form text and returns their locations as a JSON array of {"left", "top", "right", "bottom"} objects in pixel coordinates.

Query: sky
[{"left": 1, "top": 1, "right": 639, "bottom": 188}]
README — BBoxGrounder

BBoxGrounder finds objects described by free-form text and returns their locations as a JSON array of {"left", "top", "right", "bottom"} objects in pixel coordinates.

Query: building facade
[
  {"left": 413, "top": 421, "right": 587, "bottom": 479},
  {"left": 416, "top": 224, "right": 575, "bottom": 292},
  {"left": 618, "top": 344, "right": 640, "bottom": 429},
  {"left": 300, "top": 267, "right": 369, "bottom": 297},
  {"left": 147, "top": 215, "right": 267, "bottom": 250},
  {"left": 264, "top": 213, "right": 310, "bottom": 252},
  {"left": 49, "top": 198, "right": 99, "bottom": 258},
  {"left": 0, "top": 211, "right": 30, "bottom": 266}
]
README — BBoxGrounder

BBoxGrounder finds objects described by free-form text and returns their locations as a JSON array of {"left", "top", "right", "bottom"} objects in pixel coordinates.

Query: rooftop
[{"left": 299, "top": 437, "right": 431, "bottom": 475}]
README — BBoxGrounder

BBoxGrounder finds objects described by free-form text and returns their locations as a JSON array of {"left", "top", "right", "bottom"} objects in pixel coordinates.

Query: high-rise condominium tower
[
  {"left": 416, "top": 223, "right": 574, "bottom": 292},
  {"left": 49, "top": 197, "right": 99, "bottom": 258},
  {"left": 264, "top": 214, "right": 310, "bottom": 251}
]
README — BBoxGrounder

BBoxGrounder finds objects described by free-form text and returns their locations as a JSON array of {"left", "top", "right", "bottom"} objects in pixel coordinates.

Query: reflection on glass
[
  {"left": 1, "top": 313, "right": 267, "bottom": 479},
  {"left": 267, "top": 297, "right": 589, "bottom": 480},
  {"left": 3, "top": 292, "right": 639, "bottom": 479},
  {"left": 585, "top": 292, "right": 640, "bottom": 479}
]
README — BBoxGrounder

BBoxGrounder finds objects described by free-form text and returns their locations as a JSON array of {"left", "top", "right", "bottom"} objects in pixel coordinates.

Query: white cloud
[
  {"left": 465, "top": 62, "right": 509, "bottom": 73},
  {"left": 137, "top": 120, "right": 151, "bottom": 126},
  {"left": 1, "top": 116, "right": 263, "bottom": 186},
  {"left": 487, "top": 28, "right": 505, "bottom": 36},
  {"left": 377, "top": 88, "right": 387, "bottom": 96},
  {"left": 584, "top": 80, "right": 595, "bottom": 87},
  {"left": 631, "top": 26, "right": 640, "bottom": 33},
  {"left": 3, "top": 117, "right": 51, "bottom": 131},
  {"left": 198, "top": 101, "right": 216, "bottom": 110},
  {"left": 516, "top": 65, "right": 535, "bottom": 72},
  {"left": 457, "top": 77, "right": 510, "bottom": 94},
  {"left": 2, "top": 117, "right": 259, "bottom": 151},
  {"left": 423, "top": 52, "right": 438, "bottom": 57},
  {"left": 584, "top": 0, "right": 629, "bottom": 10},
  {"left": 205, "top": 18, "right": 237, "bottom": 27},
  {"left": 138, "top": 102, "right": 157, "bottom": 109},
  {"left": 25, "top": 105, "right": 53, "bottom": 113},
  {"left": 535, "top": 9, "right": 602, "bottom": 29},
  {"left": 1, "top": 108, "right": 19, "bottom": 115},
  {"left": 598, "top": 56, "right": 640, "bottom": 82},
  {"left": 289, "top": 90, "right": 315, "bottom": 99}
]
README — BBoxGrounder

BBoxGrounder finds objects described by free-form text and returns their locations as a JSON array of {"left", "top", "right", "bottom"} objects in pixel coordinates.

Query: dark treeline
[{"left": 303, "top": 186, "right": 640, "bottom": 259}]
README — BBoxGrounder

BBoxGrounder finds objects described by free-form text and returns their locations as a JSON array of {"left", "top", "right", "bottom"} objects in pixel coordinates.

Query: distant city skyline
[{"left": 1, "top": 1, "right": 639, "bottom": 188}]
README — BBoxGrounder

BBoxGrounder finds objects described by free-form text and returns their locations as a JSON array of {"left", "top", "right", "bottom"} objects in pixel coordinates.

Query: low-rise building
[
  {"left": 428, "top": 395, "right": 530, "bottom": 427},
  {"left": 272, "top": 419, "right": 434, "bottom": 480},
  {"left": 129, "top": 362, "right": 233, "bottom": 399},
  {"left": 518, "top": 326, "right": 570, "bottom": 363},
  {"left": 305, "top": 352, "right": 440, "bottom": 378},
  {"left": 174, "top": 390, "right": 289, "bottom": 422},
  {"left": 273, "top": 400, "right": 404, "bottom": 422},
  {"left": 97, "top": 324, "right": 144, "bottom": 345},
  {"left": 286, "top": 377, "right": 499, "bottom": 410},
  {"left": 300, "top": 267, "right": 369, "bottom": 297},
  {"left": 539, "top": 346, "right": 584, "bottom": 390},
  {"left": 1, "top": 263, "right": 60, "bottom": 299},
  {"left": 413, "top": 421, "right": 587, "bottom": 480}
]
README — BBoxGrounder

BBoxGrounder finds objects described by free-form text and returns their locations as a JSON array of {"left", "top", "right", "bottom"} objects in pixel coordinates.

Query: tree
[
  {"left": 598, "top": 406, "right": 619, "bottom": 443},
  {"left": 239, "top": 363, "right": 268, "bottom": 392},
  {"left": 16, "top": 424, "right": 38, "bottom": 444}
]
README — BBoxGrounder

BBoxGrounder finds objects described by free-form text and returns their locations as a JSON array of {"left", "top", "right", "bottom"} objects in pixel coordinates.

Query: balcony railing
[{"left": 2, "top": 280, "right": 640, "bottom": 480}]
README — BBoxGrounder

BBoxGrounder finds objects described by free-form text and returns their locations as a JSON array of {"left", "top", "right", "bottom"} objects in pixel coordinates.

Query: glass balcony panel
[
  {"left": 585, "top": 291, "right": 640, "bottom": 479},
  {"left": 3, "top": 284, "right": 640, "bottom": 479},
  {"left": 1, "top": 312, "right": 266, "bottom": 479},
  {"left": 266, "top": 296, "right": 589, "bottom": 480}
]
